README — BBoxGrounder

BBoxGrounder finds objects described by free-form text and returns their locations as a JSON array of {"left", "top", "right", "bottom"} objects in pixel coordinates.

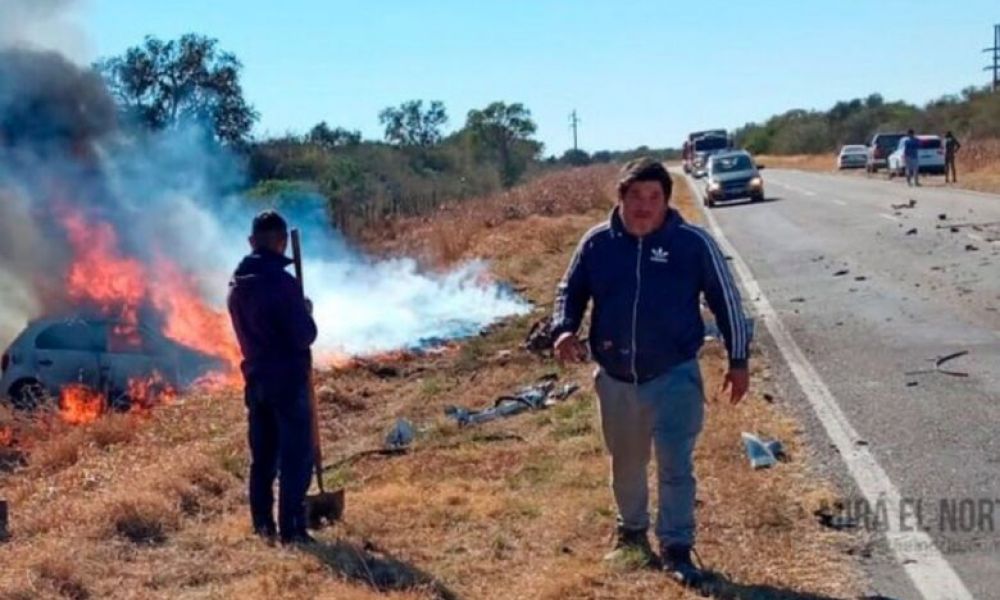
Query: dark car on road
[
  {"left": 704, "top": 150, "right": 765, "bottom": 207},
  {"left": 865, "top": 132, "right": 906, "bottom": 173}
]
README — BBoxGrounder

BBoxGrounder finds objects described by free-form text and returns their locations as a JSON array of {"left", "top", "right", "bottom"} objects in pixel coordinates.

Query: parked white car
[
  {"left": 887, "top": 135, "right": 946, "bottom": 177},
  {"left": 837, "top": 144, "right": 868, "bottom": 169},
  {"left": 1, "top": 315, "right": 222, "bottom": 410}
]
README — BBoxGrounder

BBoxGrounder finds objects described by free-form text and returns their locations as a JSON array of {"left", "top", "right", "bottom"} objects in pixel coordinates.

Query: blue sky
[{"left": 79, "top": 1, "right": 997, "bottom": 154}]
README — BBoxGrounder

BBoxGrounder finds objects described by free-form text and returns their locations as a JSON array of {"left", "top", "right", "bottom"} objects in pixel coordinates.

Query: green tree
[
  {"left": 378, "top": 100, "right": 448, "bottom": 146},
  {"left": 560, "top": 148, "right": 591, "bottom": 166},
  {"left": 96, "top": 34, "right": 257, "bottom": 146},
  {"left": 465, "top": 101, "right": 539, "bottom": 186},
  {"left": 308, "top": 121, "right": 361, "bottom": 148}
]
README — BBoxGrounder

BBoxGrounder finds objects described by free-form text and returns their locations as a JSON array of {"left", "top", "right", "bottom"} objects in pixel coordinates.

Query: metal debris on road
[
  {"left": 384, "top": 418, "right": 415, "bottom": 450},
  {"left": 905, "top": 228, "right": 918, "bottom": 235},
  {"left": 938, "top": 214, "right": 948, "bottom": 221},
  {"left": 854, "top": 276, "right": 867, "bottom": 281},
  {"left": 905, "top": 350, "right": 971, "bottom": 378},
  {"left": 892, "top": 199, "right": 917, "bottom": 209},
  {"left": 741, "top": 432, "right": 785, "bottom": 469},
  {"left": 833, "top": 269, "right": 850, "bottom": 277},
  {"left": 965, "top": 244, "right": 979, "bottom": 252},
  {"left": 445, "top": 379, "right": 580, "bottom": 427}
]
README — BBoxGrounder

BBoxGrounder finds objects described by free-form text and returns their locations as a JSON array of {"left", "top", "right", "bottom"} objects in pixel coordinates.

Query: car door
[
  {"left": 99, "top": 321, "right": 162, "bottom": 401},
  {"left": 32, "top": 319, "right": 103, "bottom": 396}
]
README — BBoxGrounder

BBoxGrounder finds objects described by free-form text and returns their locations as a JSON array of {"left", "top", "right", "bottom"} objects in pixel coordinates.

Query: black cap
[{"left": 251, "top": 210, "right": 288, "bottom": 236}]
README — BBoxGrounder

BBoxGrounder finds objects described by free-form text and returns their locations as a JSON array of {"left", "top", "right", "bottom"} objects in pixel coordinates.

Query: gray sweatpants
[
  {"left": 905, "top": 157, "right": 920, "bottom": 186},
  {"left": 594, "top": 359, "right": 705, "bottom": 547}
]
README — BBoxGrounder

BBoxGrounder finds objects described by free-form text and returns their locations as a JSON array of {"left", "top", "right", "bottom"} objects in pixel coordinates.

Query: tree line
[
  {"left": 733, "top": 87, "right": 1000, "bottom": 155},
  {"left": 93, "top": 34, "right": 675, "bottom": 233}
]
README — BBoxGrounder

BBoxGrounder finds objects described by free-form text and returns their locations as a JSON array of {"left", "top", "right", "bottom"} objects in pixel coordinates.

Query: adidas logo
[{"left": 650, "top": 247, "right": 669, "bottom": 263}]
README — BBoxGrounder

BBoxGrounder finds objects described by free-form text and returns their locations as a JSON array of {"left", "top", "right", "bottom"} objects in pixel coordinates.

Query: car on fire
[
  {"left": 1, "top": 315, "right": 224, "bottom": 411},
  {"left": 704, "top": 150, "right": 765, "bottom": 207}
]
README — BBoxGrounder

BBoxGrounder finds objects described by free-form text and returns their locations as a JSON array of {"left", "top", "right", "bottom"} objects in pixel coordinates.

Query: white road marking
[
  {"left": 682, "top": 174, "right": 974, "bottom": 600},
  {"left": 831, "top": 198, "right": 847, "bottom": 206},
  {"left": 879, "top": 213, "right": 900, "bottom": 222}
]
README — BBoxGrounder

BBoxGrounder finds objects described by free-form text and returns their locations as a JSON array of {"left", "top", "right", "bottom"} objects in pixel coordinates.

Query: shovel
[{"left": 290, "top": 228, "right": 345, "bottom": 528}]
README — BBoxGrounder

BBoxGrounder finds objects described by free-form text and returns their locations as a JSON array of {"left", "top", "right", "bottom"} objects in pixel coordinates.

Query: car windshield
[
  {"left": 694, "top": 136, "right": 728, "bottom": 151},
  {"left": 843, "top": 146, "right": 866, "bottom": 153},
  {"left": 711, "top": 155, "right": 753, "bottom": 173}
]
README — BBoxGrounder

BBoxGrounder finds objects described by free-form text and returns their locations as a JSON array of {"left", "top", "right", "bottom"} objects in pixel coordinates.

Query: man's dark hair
[
  {"left": 252, "top": 210, "right": 288, "bottom": 236},
  {"left": 907, "top": 128, "right": 915, "bottom": 136},
  {"left": 617, "top": 157, "right": 673, "bottom": 200}
]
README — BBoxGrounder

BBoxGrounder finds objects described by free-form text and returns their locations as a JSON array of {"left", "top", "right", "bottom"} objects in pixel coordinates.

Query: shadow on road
[
  {"left": 709, "top": 196, "right": 782, "bottom": 210},
  {"left": 303, "top": 538, "right": 459, "bottom": 600},
  {"left": 697, "top": 569, "right": 893, "bottom": 599}
]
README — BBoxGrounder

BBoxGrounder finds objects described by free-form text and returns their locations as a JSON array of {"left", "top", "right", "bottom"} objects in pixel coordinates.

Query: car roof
[
  {"left": 710, "top": 150, "right": 751, "bottom": 160},
  {"left": 841, "top": 144, "right": 866, "bottom": 150}
]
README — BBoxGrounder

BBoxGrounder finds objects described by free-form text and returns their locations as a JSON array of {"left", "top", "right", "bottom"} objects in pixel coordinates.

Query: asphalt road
[{"left": 687, "top": 169, "right": 1000, "bottom": 600}]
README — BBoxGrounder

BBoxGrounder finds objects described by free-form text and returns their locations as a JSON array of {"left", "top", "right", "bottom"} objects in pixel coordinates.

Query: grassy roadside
[
  {"left": 756, "top": 139, "right": 1000, "bottom": 195},
  {"left": 0, "top": 165, "right": 865, "bottom": 599}
]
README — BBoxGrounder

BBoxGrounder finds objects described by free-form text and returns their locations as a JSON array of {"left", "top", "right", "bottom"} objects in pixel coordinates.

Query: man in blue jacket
[
  {"left": 902, "top": 129, "right": 920, "bottom": 187},
  {"left": 552, "top": 158, "right": 750, "bottom": 586},
  {"left": 228, "top": 210, "right": 318, "bottom": 545}
]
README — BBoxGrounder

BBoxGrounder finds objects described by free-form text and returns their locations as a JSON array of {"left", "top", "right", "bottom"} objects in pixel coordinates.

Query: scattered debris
[
  {"left": 965, "top": 244, "right": 979, "bottom": 252},
  {"left": 523, "top": 317, "right": 554, "bottom": 354},
  {"left": 854, "top": 276, "right": 867, "bottom": 281},
  {"left": 905, "top": 228, "right": 918, "bottom": 236},
  {"left": 789, "top": 297, "right": 806, "bottom": 303},
  {"left": 855, "top": 439, "right": 869, "bottom": 447},
  {"left": 384, "top": 418, "right": 415, "bottom": 451},
  {"left": 833, "top": 269, "right": 850, "bottom": 276},
  {"left": 811, "top": 255, "right": 825, "bottom": 263},
  {"left": 762, "top": 393, "right": 775, "bottom": 403},
  {"left": 936, "top": 220, "right": 1000, "bottom": 230},
  {"left": 741, "top": 432, "right": 785, "bottom": 469},
  {"left": 891, "top": 199, "right": 917, "bottom": 210},
  {"left": 905, "top": 350, "right": 970, "bottom": 378},
  {"left": 906, "top": 381, "right": 919, "bottom": 387},
  {"left": 950, "top": 226, "right": 960, "bottom": 233},
  {"left": 445, "top": 379, "right": 580, "bottom": 427},
  {"left": 938, "top": 213, "right": 947, "bottom": 221},
  {"left": 815, "top": 506, "right": 859, "bottom": 531}
]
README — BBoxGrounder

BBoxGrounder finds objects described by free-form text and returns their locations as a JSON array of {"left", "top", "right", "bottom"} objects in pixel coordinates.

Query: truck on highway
[{"left": 686, "top": 131, "right": 732, "bottom": 178}]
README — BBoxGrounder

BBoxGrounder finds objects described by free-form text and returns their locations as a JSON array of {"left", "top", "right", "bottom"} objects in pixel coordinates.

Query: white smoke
[{"left": 0, "top": 0, "right": 90, "bottom": 59}]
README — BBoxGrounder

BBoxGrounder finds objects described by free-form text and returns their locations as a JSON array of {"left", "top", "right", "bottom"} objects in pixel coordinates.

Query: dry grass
[
  {"left": 0, "top": 164, "right": 865, "bottom": 599},
  {"left": 759, "top": 138, "right": 1000, "bottom": 194}
]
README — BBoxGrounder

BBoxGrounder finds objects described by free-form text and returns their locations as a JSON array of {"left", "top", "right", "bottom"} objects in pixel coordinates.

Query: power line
[
  {"left": 569, "top": 109, "right": 580, "bottom": 151},
  {"left": 984, "top": 23, "right": 1000, "bottom": 92}
]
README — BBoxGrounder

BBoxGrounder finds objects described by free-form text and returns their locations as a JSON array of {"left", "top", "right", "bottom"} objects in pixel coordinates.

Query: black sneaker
[
  {"left": 662, "top": 544, "right": 703, "bottom": 587},
  {"left": 253, "top": 523, "right": 277, "bottom": 544},
  {"left": 603, "top": 527, "right": 655, "bottom": 567}
]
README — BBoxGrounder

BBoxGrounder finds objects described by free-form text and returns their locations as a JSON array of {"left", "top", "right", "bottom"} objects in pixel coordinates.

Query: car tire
[
  {"left": 9, "top": 379, "right": 50, "bottom": 411},
  {"left": 751, "top": 193, "right": 764, "bottom": 203}
]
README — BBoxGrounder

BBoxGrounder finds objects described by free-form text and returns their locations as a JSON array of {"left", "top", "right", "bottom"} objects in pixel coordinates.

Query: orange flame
[
  {"left": 126, "top": 372, "right": 177, "bottom": 410},
  {"left": 56, "top": 207, "right": 241, "bottom": 388},
  {"left": 59, "top": 384, "right": 104, "bottom": 425}
]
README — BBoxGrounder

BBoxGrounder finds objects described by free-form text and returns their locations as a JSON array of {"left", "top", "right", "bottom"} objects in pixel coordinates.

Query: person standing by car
[
  {"left": 552, "top": 158, "right": 751, "bottom": 587},
  {"left": 944, "top": 131, "right": 962, "bottom": 184},
  {"left": 903, "top": 129, "right": 920, "bottom": 187},
  {"left": 228, "top": 210, "right": 318, "bottom": 545}
]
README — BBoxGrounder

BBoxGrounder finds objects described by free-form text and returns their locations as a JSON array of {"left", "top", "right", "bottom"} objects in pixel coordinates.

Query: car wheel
[
  {"left": 751, "top": 193, "right": 764, "bottom": 203},
  {"left": 9, "top": 380, "right": 50, "bottom": 411}
]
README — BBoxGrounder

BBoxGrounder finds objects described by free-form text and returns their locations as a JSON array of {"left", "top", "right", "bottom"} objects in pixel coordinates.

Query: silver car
[
  {"left": 837, "top": 144, "right": 868, "bottom": 169},
  {"left": 1, "top": 315, "right": 221, "bottom": 410}
]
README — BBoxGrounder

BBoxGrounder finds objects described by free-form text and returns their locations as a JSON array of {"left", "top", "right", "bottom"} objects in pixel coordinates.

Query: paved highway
[{"left": 685, "top": 168, "right": 1000, "bottom": 600}]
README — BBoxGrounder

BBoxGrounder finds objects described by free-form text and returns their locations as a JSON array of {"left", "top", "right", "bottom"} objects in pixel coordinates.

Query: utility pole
[
  {"left": 984, "top": 23, "right": 1000, "bottom": 92},
  {"left": 569, "top": 110, "right": 580, "bottom": 151}
]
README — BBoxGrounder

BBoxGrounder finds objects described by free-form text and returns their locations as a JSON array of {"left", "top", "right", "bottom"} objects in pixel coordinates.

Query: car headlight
[
  {"left": 708, "top": 181, "right": 721, "bottom": 190},
  {"left": 749, "top": 176, "right": 763, "bottom": 188}
]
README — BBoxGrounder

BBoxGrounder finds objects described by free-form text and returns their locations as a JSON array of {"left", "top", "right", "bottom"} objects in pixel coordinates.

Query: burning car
[{"left": 1, "top": 315, "right": 224, "bottom": 413}]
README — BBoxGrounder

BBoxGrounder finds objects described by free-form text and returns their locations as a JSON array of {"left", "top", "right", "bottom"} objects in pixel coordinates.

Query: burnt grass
[{"left": 0, "top": 166, "right": 865, "bottom": 599}]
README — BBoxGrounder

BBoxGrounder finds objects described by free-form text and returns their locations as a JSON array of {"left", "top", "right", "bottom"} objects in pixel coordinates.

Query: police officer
[{"left": 228, "top": 210, "right": 318, "bottom": 544}]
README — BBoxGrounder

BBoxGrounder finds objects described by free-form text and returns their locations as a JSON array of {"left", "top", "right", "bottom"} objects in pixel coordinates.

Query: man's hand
[
  {"left": 718, "top": 367, "right": 749, "bottom": 404},
  {"left": 553, "top": 332, "right": 588, "bottom": 365}
]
